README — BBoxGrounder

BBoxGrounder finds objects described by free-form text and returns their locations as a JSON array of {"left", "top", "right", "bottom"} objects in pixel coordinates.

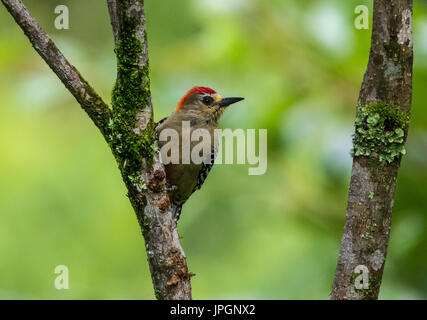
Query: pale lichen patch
[
  {"left": 368, "top": 249, "right": 385, "bottom": 271},
  {"left": 384, "top": 58, "right": 402, "bottom": 80},
  {"left": 398, "top": 8, "right": 413, "bottom": 48}
]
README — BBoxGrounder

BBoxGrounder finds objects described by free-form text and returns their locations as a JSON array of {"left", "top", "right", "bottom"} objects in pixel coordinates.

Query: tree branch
[
  {"left": 108, "top": 0, "right": 193, "bottom": 299},
  {"left": 1, "top": 0, "right": 112, "bottom": 135},
  {"left": 107, "top": 0, "right": 119, "bottom": 45},
  {"left": 331, "top": 0, "right": 413, "bottom": 300}
]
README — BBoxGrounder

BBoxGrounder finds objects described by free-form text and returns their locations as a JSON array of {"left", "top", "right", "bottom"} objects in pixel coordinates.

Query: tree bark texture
[
  {"left": 2, "top": 0, "right": 192, "bottom": 299},
  {"left": 331, "top": 0, "right": 413, "bottom": 300}
]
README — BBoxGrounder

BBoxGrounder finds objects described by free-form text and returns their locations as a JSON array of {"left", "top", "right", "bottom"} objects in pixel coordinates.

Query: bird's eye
[{"left": 202, "top": 96, "right": 214, "bottom": 106}]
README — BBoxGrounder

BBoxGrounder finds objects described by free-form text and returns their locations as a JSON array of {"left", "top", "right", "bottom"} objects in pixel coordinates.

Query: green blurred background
[{"left": 0, "top": 0, "right": 426, "bottom": 299}]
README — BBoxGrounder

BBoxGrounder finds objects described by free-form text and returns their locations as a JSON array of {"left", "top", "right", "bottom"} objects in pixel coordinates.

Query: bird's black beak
[{"left": 215, "top": 97, "right": 244, "bottom": 108}]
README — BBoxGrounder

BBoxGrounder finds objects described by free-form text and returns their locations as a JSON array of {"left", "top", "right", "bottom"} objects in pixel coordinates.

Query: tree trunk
[
  {"left": 106, "top": 0, "right": 192, "bottom": 300},
  {"left": 331, "top": 0, "right": 413, "bottom": 300}
]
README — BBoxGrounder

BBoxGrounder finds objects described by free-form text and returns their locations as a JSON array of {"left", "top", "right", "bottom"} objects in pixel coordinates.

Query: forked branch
[{"left": 1, "top": 0, "right": 192, "bottom": 299}]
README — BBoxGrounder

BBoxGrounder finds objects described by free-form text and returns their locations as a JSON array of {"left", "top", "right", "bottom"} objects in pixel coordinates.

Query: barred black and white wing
[
  {"left": 170, "top": 146, "right": 217, "bottom": 222},
  {"left": 192, "top": 144, "right": 218, "bottom": 193}
]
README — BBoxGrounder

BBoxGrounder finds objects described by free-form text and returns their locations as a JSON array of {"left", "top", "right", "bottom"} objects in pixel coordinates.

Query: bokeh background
[{"left": 0, "top": 0, "right": 426, "bottom": 299}]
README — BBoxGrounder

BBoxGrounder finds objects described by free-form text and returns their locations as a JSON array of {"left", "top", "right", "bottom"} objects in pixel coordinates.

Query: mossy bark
[{"left": 331, "top": 0, "right": 413, "bottom": 300}]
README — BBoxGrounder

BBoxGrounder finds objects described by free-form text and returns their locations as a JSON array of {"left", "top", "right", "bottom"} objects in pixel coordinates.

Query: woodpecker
[{"left": 156, "top": 87, "right": 244, "bottom": 221}]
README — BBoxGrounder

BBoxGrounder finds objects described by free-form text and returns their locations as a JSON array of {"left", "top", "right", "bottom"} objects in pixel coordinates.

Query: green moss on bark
[
  {"left": 352, "top": 101, "right": 409, "bottom": 163},
  {"left": 109, "top": 20, "right": 155, "bottom": 191}
]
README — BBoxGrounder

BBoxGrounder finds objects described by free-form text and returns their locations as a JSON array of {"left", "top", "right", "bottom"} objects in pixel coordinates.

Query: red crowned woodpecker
[{"left": 156, "top": 87, "right": 244, "bottom": 221}]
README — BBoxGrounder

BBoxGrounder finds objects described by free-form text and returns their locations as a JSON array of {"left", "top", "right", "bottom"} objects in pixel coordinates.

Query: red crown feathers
[{"left": 176, "top": 86, "right": 217, "bottom": 110}]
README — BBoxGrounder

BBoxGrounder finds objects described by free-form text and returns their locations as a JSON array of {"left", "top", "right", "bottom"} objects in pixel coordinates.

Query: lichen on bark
[{"left": 352, "top": 101, "right": 409, "bottom": 163}]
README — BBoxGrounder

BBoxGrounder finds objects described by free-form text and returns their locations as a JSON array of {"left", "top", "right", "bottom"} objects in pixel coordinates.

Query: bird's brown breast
[{"left": 156, "top": 111, "right": 218, "bottom": 203}]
